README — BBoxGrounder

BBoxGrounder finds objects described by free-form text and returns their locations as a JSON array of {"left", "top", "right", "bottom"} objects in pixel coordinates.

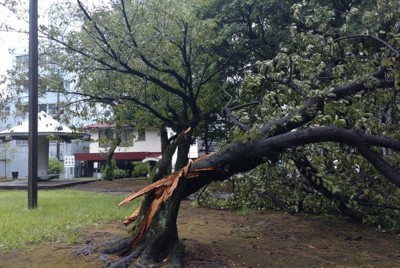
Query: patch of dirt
[{"left": 1, "top": 178, "right": 400, "bottom": 267}]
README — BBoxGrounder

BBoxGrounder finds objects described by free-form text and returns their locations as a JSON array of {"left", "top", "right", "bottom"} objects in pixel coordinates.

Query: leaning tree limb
[
  {"left": 260, "top": 70, "right": 393, "bottom": 138},
  {"left": 293, "top": 155, "right": 363, "bottom": 220},
  {"left": 118, "top": 126, "right": 400, "bottom": 261},
  {"left": 294, "top": 153, "right": 400, "bottom": 219},
  {"left": 110, "top": 68, "right": 397, "bottom": 267}
]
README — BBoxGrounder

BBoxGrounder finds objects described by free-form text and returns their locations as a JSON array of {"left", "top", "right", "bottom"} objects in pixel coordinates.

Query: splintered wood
[{"left": 118, "top": 140, "right": 217, "bottom": 248}]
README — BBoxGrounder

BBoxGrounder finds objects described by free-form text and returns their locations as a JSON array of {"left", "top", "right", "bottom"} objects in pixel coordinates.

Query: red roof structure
[
  {"left": 83, "top": 122, "right": 115, "bottom": 129},
  {"left": 74, "top": 152, "right": 161, "bottom": 161}
]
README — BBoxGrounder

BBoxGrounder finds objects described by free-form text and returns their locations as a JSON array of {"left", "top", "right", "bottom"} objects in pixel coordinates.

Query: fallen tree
[
  {"left": 98, "top": 1, "right": 400, "bottom": 264},
  {"left": 99, "top": 65, "right": 400, "bottom": 266}
]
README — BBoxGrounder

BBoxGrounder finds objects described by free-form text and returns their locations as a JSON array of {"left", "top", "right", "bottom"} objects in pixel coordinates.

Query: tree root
[
  {"left": 107, "top": 246, "right": 143, "bottom": 268},
  {"left": 76, "top": 235, "right": 132, "bottom": 256},
  {"left": 76, "top": 231, "right": 184, "bottom": 267},
  {"left": 100, "top": 236, "right": 135, "bottom": 255},
  {"left": 105, "top": 236, "right": 184, "bottom": 268}
]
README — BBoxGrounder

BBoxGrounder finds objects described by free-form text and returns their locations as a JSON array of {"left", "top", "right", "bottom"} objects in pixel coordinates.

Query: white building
[
  {"left": 74, "top": 124, "right": 201, "bottom": 177},
  {"left": 74, "top": 123, "right": 162, "bottom": 177},
  {"left": 0, "top": 112, "right": 88, "bottom": 179}
]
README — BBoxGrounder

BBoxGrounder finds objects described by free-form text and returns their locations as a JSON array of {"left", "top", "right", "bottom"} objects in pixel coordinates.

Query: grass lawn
[{"left": 0, "top": 190, "right": 137, "bottom": 252}]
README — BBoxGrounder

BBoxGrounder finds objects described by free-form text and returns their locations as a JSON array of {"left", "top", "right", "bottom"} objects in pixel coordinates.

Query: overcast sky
[
  {"left": 0, "top": 5, "right": 28, "bottom": 78},
  {"left": 0, "top": 0, "right": 105, "bottom": 93}
]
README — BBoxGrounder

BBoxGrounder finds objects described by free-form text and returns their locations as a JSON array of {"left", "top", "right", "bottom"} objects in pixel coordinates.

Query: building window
[
  {"left": 39, "top": 104, "right": 47, "bottom": 113},
  {"left": 98, "top": 128, "right": 114, "bottom": 148},
  {"left": 16, "top": 140, "right": 29, "bottom": 145},
  {"left": 120, "top": 128, "right": 133, "bottom": 147},
  {"left": 136, "top": 129, "right": 145, "bottom": 141},
  {"left": 4, "top": 106, "right": 10, "bottom": 117},
  {"left": 39, "top": 103, "right": 60, "bottom": 115},
  {"left": 15, "top": 54, "right": 29, "bottom": 63},
  {"left": 57, "top": 106, "right": 65, "bottom": 115},
  {"left": 16, "top": 104, "right": 28, "bottom": 117},
  {"left": 47, "top": 103, "right": 57, "bottom": 115}
]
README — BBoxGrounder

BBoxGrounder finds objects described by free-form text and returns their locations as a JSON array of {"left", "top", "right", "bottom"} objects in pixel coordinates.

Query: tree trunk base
[{"left": 79, "top": 234, "right": 184, "bottom": 268}]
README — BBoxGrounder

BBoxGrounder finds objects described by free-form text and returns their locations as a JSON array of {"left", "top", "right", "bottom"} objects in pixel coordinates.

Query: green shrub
[
  {"left": 102, "top": 159, "right": 128, "bottom": 180},
  {"left": 132, "top": 162, "right": 148, "bottom": 177},
  {"left": 48, "top": 158, "right": 64, "bottom": 174}
]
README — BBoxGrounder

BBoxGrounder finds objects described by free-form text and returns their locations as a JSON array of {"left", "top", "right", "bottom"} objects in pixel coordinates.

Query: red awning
[
  {"left": 74, "top": 152, "right": 161, "bottom": 161},
  {"left": 83, "top": 122, "right": 114, "bottom": 129}
]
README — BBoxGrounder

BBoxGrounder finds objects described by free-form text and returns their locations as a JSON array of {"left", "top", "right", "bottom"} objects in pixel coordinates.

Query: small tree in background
[
  {"left": 132, "top": 162, "right": 149, "bottom": 178},
  {"left": 102, "top": 159, "right": 128, "bottom": 181},
  {"left": 48, "top": 157, "right": 64, "bottom": 175}
]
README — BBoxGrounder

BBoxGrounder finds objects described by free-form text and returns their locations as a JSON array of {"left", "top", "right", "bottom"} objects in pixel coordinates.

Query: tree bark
[
  {"left": 106, "top": 129, "right": 191, "bottom": 267},
  {"left": 174, "top": 137, "right": 191, "bottom": 170},
  {"left": 110, "top": 177, "right": 186, "bottom": 268},
  {"left": 103, "top": 129, "right": 122, "bottom": 180}
]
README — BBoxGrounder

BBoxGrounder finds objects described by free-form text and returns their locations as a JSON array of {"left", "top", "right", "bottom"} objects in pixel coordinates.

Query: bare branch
[
  {"left": 265, "top": 77, "right": 308, "bottom": 100},
  {"left": 230, "top": 101, "right": 260, "bottom": 111},
  {"left": 73, "top": 1, "right": 192, "bottom": 105},
  {"left": 357, "top": 146, "right": 400, "bottom": 187},
  {"left": 221, "top": 101, "right": 259, "bottom": 131},
  {"left": 333, "top": 34, "right": 400, "bottom": 59},
  {"left": 331, "top": 78, "right": 394, "bottom": 100},
  {"left": 221, "top": 107, "right": 250, "bottom": 131}
]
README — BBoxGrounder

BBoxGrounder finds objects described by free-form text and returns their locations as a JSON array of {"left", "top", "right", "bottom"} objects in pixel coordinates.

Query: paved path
[{"left": 0, "top": 178, "right": 99, "bottom": 190}]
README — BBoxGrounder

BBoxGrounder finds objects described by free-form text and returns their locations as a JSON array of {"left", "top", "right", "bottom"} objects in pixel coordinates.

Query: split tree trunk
[
  {"left": 174, "top": 140, "right": 191, "bottom": 171},
  {"left": 107, "top": 129, "right": 192, "bottom": 267},
  {"left": 115, "top": 178, "right": 187, "bottom": 267}
]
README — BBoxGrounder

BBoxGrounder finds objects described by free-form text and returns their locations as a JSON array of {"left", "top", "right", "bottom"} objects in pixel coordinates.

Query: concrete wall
[
  {"left": 88, "top": 127, "right": 161, "bottom": 153},
  {"left": 0, "top": 139, "right": 88, "bottom": 179}
]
